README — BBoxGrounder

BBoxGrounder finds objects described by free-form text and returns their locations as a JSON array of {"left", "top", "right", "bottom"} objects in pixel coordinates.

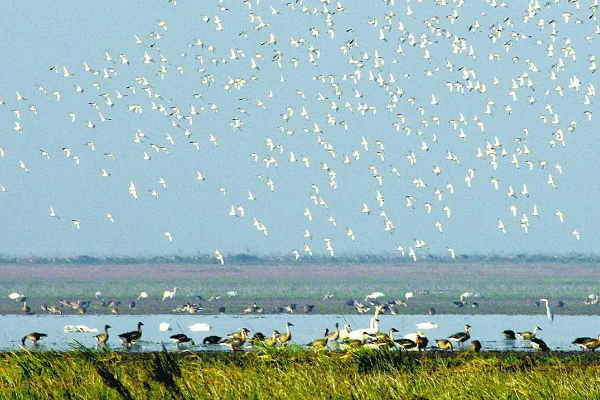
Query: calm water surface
[{"left": 3, "top": 314, "right": 598, "bottom": 352}]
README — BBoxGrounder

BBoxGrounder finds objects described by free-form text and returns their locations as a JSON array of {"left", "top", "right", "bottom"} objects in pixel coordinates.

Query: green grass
[{"left": 3, "top": 347, "right": 600, "bottom": 399}]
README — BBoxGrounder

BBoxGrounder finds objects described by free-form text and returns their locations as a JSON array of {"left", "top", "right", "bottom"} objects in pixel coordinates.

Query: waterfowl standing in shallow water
[
  {"left": 169, "top": 333, "right": 195, "bottom": 347},
  {"left": 530, "top": 338, "right": 550, "bottom": 352},
  {"left": 203, "top": 335, "right": 222, "bottom": 345},
  {"left": 22, "top": 332, "right": 47, "bottom": 346},
  {"left": 222, "top": 328, "right": 249, "bottom": 352},
  {"left": 517, "top": 326, "right": 542, "bottom": 340},
  {"left": 573, "top": 335, "right": 600, "bottom": 351},
  {"left": 416, "top": 334, "right": 429, "bottom": 351},
  {"left": 448, "top": 325, "right": 471, "bottom": 346},
  {"left": 471, "top": 340, "right": 482, "bottom": 352},
  {"left": 95, "top": 325, "right": 111, "bottom": 344},
  {"left": 228, "top": 327, "right": 251, "bottom": 341},
  {"left": 118, "top": 322, "right": 144, "bottom": 347},
  {"left": 502, "top": 330, "right": 516, "bottom": 340},
  {"left": 397, "top": 337, "right": 417, "bottom": 351}
]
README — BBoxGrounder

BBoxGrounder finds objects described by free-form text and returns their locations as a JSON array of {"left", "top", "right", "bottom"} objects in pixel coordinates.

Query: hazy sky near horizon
[{"left": 0, "top": 0, "right": 598, "bottom": 259}]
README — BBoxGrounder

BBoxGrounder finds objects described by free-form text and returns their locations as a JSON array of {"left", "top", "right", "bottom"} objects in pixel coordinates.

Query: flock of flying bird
[{"left": 0, "top": 0, "right": 597, "bottom": 258}]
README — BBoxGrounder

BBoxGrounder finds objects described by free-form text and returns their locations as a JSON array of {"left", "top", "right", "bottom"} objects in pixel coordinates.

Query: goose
[
  {"left": 250, "top": 332, "right": 266, "bottom": 345},
  {"left": 307, "top": 329, "right": 329, "bottom": 349},
  {"left": 22, "top": 301, "right": 30, "bottom": 314},
  {"left": 327, "top": 323, "right": 340, "bottom": 342},
  {"left": 264, "top": 330, "right": 280, "bottom": 346},
  {"left": 502, "top": 330, "right": 517, "bottom": 340},
  {"left": 170, "top": 334, "right": 195, "bottom": 347},
  {"left": 278, "top": 322, "right": 294, "bottom": 345},
  {"left": 222, "top": 328, "right": 249, "bottom": 352},
  {"left": 530, "top": 338, "right": 550, "bottom": 352},
  {"left": 416, "top": 335, "right": 429, "bottom": 351},
  {"left": 227, "top": 328, "right": 251, "bottom": 341},
  {"left": 189, "top": 323, "right": 211, "bottom": 332},
  {"left": 95, "top": 325, "right": 111, "bottom": 344},
  {"left": 22, "top": 332, "right": 47, "bottom": 346},
  {"left": 436, "top": 339, "right": 453, "bottom": 351},
  {"left": 573, "top": 335, "right": 600, "bottom": 351},
  {"left": 448, "top": 325, "right": 471, "bottom": 346},
  {"left": 162, "top": 287, "right": 178, "bottom": 301},
  {"left": 118, "top": 322, "right": 144, "bottom": 347},
  {"left": 203, "top": 335, "right": 222, "bottom": 345},
  {"left": 396, "top": 337, "right": 417, "bottom": 351},
  {"left": 374, "top": 328, "right": 399, "bottom": 349},
  {"left": 49, "top": 306, "right": 62, "bottom": 315},
  {"left": 517, "top": 326, "right": 542, "bottom": 340},
  {"left": 341, "top": 332, "right": 374, "bottom": 349},
  {"left": 471, "top": 340, "right": 482, "bottom": 352}
]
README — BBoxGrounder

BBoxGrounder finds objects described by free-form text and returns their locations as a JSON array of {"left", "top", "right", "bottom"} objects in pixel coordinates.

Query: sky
[{"left": 0, "top": 0, "right": 598, "bottom": 259}]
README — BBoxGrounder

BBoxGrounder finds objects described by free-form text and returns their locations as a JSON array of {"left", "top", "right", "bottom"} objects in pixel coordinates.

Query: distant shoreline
[{"left": 1, "top": 261, "right": 599, "bottom": 316}]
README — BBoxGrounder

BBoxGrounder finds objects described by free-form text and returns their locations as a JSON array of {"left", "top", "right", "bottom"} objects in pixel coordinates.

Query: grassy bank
[{"left": 3, "top": 347, "right": 600, "bottom": 399}]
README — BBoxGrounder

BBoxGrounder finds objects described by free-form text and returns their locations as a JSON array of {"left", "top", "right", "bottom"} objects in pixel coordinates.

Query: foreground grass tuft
[{"left": 2, "top": 348, "right": 600, "bottom": 399}]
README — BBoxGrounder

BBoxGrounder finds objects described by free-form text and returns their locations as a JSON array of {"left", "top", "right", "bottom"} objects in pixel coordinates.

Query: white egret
[{"left": 540, "top": 298, "right": 554, "bottom": 322}]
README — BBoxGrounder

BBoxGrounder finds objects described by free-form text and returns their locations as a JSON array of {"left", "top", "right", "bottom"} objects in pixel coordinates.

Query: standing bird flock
[{"left": 0, "top": 0, "right": 595, "bottom": 258}]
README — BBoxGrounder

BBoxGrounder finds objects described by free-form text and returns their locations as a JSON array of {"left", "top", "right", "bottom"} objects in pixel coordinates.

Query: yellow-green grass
[{"left": 3, "top": 346, "right": 600, "bottom": 399}]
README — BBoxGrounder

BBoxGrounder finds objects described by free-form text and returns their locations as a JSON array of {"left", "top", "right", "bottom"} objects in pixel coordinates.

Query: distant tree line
[{"left": 0, "top": 253, "right": 598, "bottom": 265}]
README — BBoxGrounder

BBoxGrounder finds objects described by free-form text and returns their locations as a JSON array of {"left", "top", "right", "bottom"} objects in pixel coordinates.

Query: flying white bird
[{"left": 128, "top": 181, "right": 138, "bottom": 200}]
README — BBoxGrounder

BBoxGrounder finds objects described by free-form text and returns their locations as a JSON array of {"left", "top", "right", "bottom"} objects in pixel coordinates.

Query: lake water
[{"left": 4, "top": 313, "right": 599, "bottom": 352}]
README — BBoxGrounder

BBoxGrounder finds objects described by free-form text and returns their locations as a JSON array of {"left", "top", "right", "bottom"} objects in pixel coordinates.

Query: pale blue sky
[{"left": 0, "top": 0, "right": 597, "bottom": 259}]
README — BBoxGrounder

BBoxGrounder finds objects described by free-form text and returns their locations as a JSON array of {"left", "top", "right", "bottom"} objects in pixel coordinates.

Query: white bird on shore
[
  {"left": 365, "top": 292, "right": 384, "bottom": 301},
  {"left": 162, "top": 287, "right": 178, "bottom": 301},
  {"left": 8, "top": 292, "right": 25, "bottom": 301}
]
